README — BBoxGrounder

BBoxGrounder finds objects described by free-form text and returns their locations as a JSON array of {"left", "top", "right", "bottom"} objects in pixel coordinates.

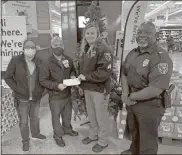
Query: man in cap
[
  {"left": 120, "top": 21, "right": 173, "bottom": 154},
  {"left": 39, "top": 37, "right": 78, "bottom": 147}
]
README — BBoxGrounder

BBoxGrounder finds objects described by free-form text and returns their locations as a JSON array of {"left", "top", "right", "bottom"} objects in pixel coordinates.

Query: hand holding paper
[
  {"left": 58, "top": 84, "right": 67, "bottom": 90},
  {"left": 78, "top": 74, "right": 86, "bottom": 81},
  {"left": 63, "top": 78, "right": 81, "bottom": 86}
]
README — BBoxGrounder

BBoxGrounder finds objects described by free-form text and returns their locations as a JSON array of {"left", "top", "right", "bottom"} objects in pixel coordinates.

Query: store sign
[
  {"left": 2, "top": 1, "right": 38, "bottom": 37},
  {"left": 1, "top": 16, "right": 27, "bottom": 71},
  {"left": 122, "top": 1, "right": 148, "bottom": 61}
]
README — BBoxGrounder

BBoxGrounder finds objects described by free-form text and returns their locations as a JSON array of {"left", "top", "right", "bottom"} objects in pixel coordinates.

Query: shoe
[
  {"left": 65, "top": 130, "right": 79, "bottom": 136},
  {"left": 54, "top": 137, "right": 65, "bottom": 147},
  {"left": 82, "top": 137, "right": 98, "bottom": 145},
  {"left": 120, "top": 149, "right": 132, "bottom": 154},
  {"left": 22, "top": 142, "right": 29, "bottom": 152},
  {"left": 32, "top": 134, "right": 46, "bottom": 140},
  {"left": 92, "top": 143, "right": 108, "bottom": 153}
]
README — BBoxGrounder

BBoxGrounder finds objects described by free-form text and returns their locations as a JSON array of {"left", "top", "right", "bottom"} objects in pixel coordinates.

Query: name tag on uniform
[{"left": 142, "top": 59, "right": 149, "bottom": 67}]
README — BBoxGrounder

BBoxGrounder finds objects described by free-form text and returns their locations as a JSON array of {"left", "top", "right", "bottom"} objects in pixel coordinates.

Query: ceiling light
[
  {"left": 55, "top": 1, "right": 60, "bottom": 7},
  {"left": 61, "top": 3, "right": 68, "bottom": 7},
  {"left": 175, "top": 2, "right": 182, "bottom": 5},
  {"left": 68, "top": 2, "right": 75, "bottom": 6},
  {"left": 149, "top": 4, "right": 155, "bottom": 6},
  {"left": 51, "top": 10, "right": 61, "bottom": 16}
]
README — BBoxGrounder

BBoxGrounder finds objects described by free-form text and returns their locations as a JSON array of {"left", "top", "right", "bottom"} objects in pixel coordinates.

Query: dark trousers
[
  {"left": 49, "top": 97, "right": 73, "bottom": 139},
  {"left": 15, "top": 99, "right": 40, "bottom": 143},
  {"left": 127, "top": 100, "right": 164, "bottom": 154}
]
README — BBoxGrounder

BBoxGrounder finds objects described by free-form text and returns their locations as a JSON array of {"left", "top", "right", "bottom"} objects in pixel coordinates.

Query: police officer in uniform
[{"left": 120, "top": 21, "right": 173, "bottom": 154}]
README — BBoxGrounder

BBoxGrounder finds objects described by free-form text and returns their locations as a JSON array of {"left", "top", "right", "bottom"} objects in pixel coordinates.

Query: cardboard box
[
  {"left": 158, "top": 130, "right": 173, "bottom": 138},
  {"left": 164, "top": 107, "right": 175, "bottom": 116},
  {"left": 158, "top": 131, "right": 182, "bottom": 139},
  {"left": 172, "top": 116, "right": 182, "bottom": 123},
  {"left": 174, "top": 123, "right": 182, "bottom": 134},
  {"left": 159, "top": 122, "right": 174, "bottom": 132},
  {"left": 161, "top": 115, "right": 173, "bottom": 122},
  {"left": 172, "top": 92, "right": 182, "bottom": 106},
  {"left": 175, "top": 107, "right": 182, "bottom": 118},
  {"left": 170, "top": 85, "right": 177, "bottom": 100}
]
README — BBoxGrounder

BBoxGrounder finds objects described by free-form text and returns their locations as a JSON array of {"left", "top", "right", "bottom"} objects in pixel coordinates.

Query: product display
[
  {"left": 1, "top": 92, "right": 19, "bottom": 136},
  {"left": 158, "top": 70, "right": 182, "bottom": 140},
  {"left": 157, "top": 29, "right": 182, "bottom": 52}
]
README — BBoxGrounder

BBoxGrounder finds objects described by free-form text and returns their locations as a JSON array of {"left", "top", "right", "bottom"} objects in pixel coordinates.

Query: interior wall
[
  {"left": 76, "top": 5, "right": 88, "bottom": 43},
  {"left": 36, "top": 1, "right": 51, "bottom": 48},
  {"left": 99, "top": 1, "right": 122, "bottom": 45},
  {"left": 60, "top": 1, "right": 77, "bottom": 59}
]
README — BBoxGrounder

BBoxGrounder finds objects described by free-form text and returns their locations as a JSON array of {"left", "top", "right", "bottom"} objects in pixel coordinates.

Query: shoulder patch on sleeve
[
  {"left": 158, "top": 63, "right": 168, "bottom": 74},
  {"left": 104, "top": 53, "right": 111, "bottom": 61}
]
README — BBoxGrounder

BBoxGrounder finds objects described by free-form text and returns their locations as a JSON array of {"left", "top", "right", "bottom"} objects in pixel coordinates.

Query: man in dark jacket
[
  {"left": 39, "top": 37, "right": 78, "bottom": 147},
  {"left": 5, "top": 39, "right": 46, "bottom": 152}
]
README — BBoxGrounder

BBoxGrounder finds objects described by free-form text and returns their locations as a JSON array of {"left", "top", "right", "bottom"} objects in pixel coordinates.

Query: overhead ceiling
[
  {"left": 50, "top": 1, "right": 182, "bottom": 28},
  {"left": 122, "top": 1, "right": 182, "bottom": 27},
  {"left": 146, "top": 1, "right": 182, "bottom": 15},
  {"left": 145, "top": 1, "right": 182, "bottom": 26}
]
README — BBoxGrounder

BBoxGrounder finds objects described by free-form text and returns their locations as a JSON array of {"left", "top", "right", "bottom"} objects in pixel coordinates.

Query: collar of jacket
[
  {"left": 49, "top": 53, "right": 68, "bottom": 70},
  {"left": 136, "top": 42, "right": 157, "bottom": 55},
  {"left": 49, "top": 53, "right": 67, "bottom": 63}
]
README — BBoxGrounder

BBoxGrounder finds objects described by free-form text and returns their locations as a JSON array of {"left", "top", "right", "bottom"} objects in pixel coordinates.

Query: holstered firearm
[{"left": 161, "top": 84, "right": 175, "bottom": 109}]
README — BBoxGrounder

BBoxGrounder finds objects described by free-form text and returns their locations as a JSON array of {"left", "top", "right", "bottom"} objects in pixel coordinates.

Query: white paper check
[{"left": 63, "top": 78, "right": 80, "bottom": 86}]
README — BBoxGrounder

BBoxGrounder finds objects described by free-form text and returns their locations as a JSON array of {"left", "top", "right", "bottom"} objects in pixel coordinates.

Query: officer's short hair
[{"left": 140, "top": 21, "right": 156, "bottom": 33}]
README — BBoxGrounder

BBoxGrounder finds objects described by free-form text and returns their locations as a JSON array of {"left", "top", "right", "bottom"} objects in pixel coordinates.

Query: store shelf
[
  {"left": 158, "top": 70, "right": 182, "bottom": 141},
  {"left": 158, "top": 131, "right": 182, "bottom": 140}
]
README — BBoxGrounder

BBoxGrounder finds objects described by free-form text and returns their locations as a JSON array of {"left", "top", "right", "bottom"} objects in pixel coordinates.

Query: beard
[
  {"left": 136, "top": 37, "right": 149, "bottom": 48},
  {"left": 52, "top": 47, "right": 64, "bottom": 56},
  {"left": 138, "top": 42, "right": 148, "bottom": 48}
]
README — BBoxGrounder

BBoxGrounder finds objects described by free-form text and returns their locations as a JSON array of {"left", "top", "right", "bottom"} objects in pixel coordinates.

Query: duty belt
[
  {"left": 129, "top": 86, "right": 162, "bottom": 102},
  {"left": 135, "top": 96, "right": 162, "bottom": 103}
]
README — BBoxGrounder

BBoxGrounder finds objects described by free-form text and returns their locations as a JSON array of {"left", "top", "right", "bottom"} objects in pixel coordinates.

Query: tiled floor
[{"left": 2, "top": 52, "right": 182, "bottom": 154}]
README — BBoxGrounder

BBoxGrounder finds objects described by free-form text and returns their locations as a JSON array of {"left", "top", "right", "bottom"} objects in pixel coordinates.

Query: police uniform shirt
[{"left": 123, "top": 42, "right": 173, "bottom": 92}]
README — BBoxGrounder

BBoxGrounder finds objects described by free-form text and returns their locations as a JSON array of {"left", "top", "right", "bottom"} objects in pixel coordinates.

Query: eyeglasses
[{"left": 24, "top": 46, "right": 36, "bottom": 49}]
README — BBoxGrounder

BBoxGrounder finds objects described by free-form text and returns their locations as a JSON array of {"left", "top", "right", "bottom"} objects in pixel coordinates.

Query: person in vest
[{"left": 5, "top": 39, "right": 46, "bottom": 152}]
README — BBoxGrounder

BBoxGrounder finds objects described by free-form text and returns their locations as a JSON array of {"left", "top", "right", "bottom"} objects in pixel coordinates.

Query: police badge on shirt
[
  {"left": 104, "top": 53, "right": 111, "bottom": 61},
  {"left": 142, "top": 59, "right": 149, "bottom": 67}
]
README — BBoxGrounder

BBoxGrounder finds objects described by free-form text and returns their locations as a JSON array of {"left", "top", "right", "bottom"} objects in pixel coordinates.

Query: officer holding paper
[
  {"left": 39, "top": 37, "right": 78, "bottom": 147},
  {"left": 121, "top": 21, "right": 173, "bottom": 154}
]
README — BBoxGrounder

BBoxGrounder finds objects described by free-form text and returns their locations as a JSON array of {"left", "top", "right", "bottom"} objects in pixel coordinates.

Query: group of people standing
[{"left": 5, "top": 20, "right": 173, "bottom": 155}]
